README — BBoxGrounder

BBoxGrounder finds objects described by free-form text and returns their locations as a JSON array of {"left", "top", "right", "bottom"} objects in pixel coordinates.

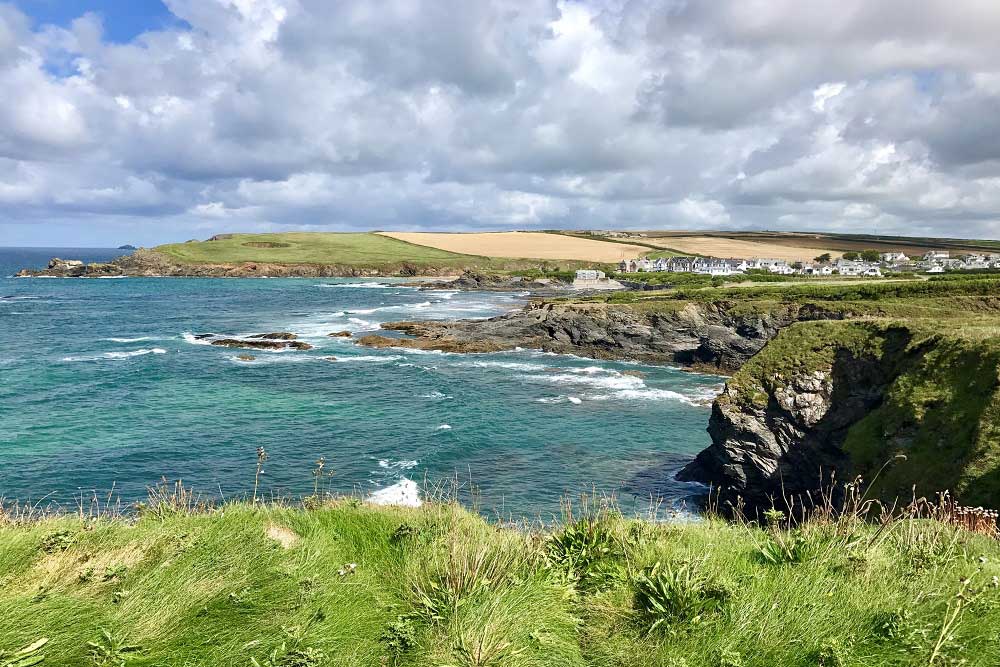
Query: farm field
[
  {"left": 379, "top": 231, "right": 647, "bottom": 262},
  {"left": 641, "top": 235, "right": 842, "bottom": 261},
  {"left": 640, "top": 230, "right": 1000, "bottom": 255}
]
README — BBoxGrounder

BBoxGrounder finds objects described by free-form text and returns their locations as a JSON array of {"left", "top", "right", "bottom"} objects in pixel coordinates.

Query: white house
[
  {"left": 926, "top": 265, "right": 945, "bottom": 274},
  {"left": 573, "top": 269, "right": 623, "bottom": 290},
  {"left": 923, "top": 251, "right": 950, "bottom": 261},
  {"left": 575, "top": 269, "right": 605, "bottom": 281},
  {"left": 835, "top": 260, "right": 864, "bottom": 276},
  {"left": 880, "top": 252, "right": 909, "bottom": 263}
]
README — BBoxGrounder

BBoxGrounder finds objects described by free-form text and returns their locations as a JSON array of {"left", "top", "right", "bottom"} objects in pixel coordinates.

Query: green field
[
  {"left": 2, "top": 495, "right": 998, "bottom": 666},
  {"left": 153, "top": 233, "right": 602, "bottom": 273},
  {"left": 158, "top": 233, "right": 476, "bottom": 266}
]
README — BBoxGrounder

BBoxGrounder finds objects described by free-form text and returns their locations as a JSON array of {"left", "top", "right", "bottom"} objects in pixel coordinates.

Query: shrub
[
  {"left": 754, "top": 531, "right": 817, "bottom": 565},
  {"left": 546, "top": 518, "right": 627, "bottom": 590},
  {"left": 633, "top": 561, "right": 730, "bottom": 632},
  {"left": 380, "top": 617, "right": 418, "bottom": 657}
]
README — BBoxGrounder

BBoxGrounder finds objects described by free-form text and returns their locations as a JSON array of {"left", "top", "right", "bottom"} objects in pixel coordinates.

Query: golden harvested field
[
  {"left": 379, "top": 231, "right": 648, "bottom": 262},
  {"left": 644, "top": 235, "right": 843, "bottom": 261}
]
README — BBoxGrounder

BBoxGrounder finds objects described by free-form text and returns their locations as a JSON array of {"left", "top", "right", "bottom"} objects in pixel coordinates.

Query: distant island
[{"left": 117, "top": 244, "right": 137, "bottom": 250}]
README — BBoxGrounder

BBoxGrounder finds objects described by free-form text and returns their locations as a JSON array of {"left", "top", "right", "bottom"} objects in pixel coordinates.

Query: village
[
  {"left": 615, "top": 249, "right": 1000, "bottom": 277},
  {"left": 570, "top": 250, "right": 1000, "bottom": 288}
]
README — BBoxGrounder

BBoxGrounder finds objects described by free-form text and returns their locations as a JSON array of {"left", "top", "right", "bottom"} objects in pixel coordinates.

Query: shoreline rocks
[
  {"left": 210, "top": 338, "right": 313, "bottom": 351},
  {"left": 405, "top": 270, "right": 569, "bottom": 292},
  {"left": 16, "top": 250, "right": 507, "bottom": 279},
  {"left": 359, "top": 300, "right": 846, "bottom": 373}
]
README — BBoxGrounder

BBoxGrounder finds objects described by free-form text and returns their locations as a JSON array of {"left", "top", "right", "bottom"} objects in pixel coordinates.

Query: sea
[{"left": 0, "top": 247, "right": 723, "bottom": 519}]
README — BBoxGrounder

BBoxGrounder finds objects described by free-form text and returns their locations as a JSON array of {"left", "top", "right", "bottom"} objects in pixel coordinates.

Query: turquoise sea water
[{"left": 1, "top": 248, "right": 722, "bottom": 518}]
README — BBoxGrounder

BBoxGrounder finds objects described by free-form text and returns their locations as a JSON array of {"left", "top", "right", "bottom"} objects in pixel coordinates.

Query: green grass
[
  {"left": 153, "top": 233, "right": 603, "bottom": 273},
  {"left": 2, "top": 498, "right": 999, "bottom": 666}
]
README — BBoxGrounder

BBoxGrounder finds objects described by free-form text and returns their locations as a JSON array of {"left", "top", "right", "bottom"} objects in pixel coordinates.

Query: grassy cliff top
[
  {"left": 2, "top": 499, "right": 999, "bottom": 666},
  {"left": 153, "top": 232, "right": 602, "bottom": 272},
  {"left": 722, "top": 319, "right": 1000, "bottom": 508}
]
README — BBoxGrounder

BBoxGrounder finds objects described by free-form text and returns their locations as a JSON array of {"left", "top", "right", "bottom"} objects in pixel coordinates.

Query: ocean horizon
[{"left": 1, "top": 247, "right": 721, "bottom": 519}]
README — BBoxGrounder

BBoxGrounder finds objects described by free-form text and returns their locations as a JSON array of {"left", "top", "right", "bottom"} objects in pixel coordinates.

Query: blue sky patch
[{"left": 14, "top": 0, "right": 186, "bottom": 43}]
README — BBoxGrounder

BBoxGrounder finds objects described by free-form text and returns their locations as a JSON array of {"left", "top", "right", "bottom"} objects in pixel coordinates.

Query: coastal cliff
[
  {"left": 678, "top": 320, "right": 1000, "bottom": 512},
  {"left": 362, "top": 299, "right": 847, "bottom": 372},
  {"left": 16, "top": 248, "right": 462, "bottom": 278},
  {"left": 361, "top": 280, "right": 1000, "bottom": 509}
]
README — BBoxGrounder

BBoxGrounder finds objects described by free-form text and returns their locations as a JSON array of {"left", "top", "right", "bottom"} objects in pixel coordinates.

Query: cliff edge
[{"left": 679, "top": 320, "right": 1000, "bottom": 512}]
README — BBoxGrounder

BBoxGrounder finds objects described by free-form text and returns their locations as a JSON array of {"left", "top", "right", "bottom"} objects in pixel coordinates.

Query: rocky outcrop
[
  {"left": 676, "top": 323, "right": 928, "bottom": 513},
  {"left": 210, "top": 338, "right": 313, "bottom": 351},
  {"left": 249, "top": 332, "right": 298, "bottom": 340},
  {"left": 361, "top": 300, "right": 846, "bottom": 372},
  {"left": 17, "top": 258, "right": 125, "bottom": 278},
  {"left": 17, "top": 249, "right": 464, "bottom": 278}
]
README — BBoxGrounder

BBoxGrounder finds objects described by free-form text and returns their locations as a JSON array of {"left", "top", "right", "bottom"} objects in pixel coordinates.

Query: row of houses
[
  {"left": 618, "top": 256, "right": 795, "bottom": 276},
  {"left": 879, "top": 251, "right": 1000, "bottom": 272},
  {"left": 617, "top": 250, "right": 1000, "bottom": 277}
]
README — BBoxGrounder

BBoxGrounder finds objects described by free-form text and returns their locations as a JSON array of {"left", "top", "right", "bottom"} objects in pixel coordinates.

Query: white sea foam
[
  {"left": 460, "top": 360, "right": 548, "bottom": 372},
  {"left": 315, "top": 282, "right": 401, "bottom": 289},
  {"left": 591, "top": 388, "right": 699, "bottom": 404},
  {"left": 347, "top": 317, "right": 378, "bottom": 330},
  {"left": 567, "top": 396, "right": 583, "bottom": 404},
  {"left": 63, "top": 348, "right": 167, "bottom": 362},
  {"left": 181, "top": 332, "right": 214, "bottom": 346},
  {"left": 227, "top": 354, "right": 315, "bottom": 365},
  {"left": 368, "top": 479, "right": 422, "bottom": 507},
  {"left": 105, "top": 336, "right": 157, "bottom": 343},
  {"left": 378, "top": 459, "right": 418, "bottom": 470},
  {"left": 104, "top": 348, "right": 167, "bottom": 359},
  {"left": 335, "top": 355, "right": 403, "bottom": 363},
  {"left": 437, "top": 424, "right": 452, "bottom": 430},
  {"left": 421, "top": 390, "right": 452, "bottom": 399},
  {"left": 523, "top": 371, "right": 644, "bottom": 391}
]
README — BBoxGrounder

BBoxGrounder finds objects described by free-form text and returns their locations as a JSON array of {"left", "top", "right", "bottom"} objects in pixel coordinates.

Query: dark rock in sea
[
  {"left": 328, "top": 331, "right": 353, "bottom": 338},
  {"left": 249, "top": 332, "right": 298, "bottom": 340},
  {"left": 322, "top": 356, "right": 338, "bottom": 362},
  {"left": 236, "top": 355, "right": 256, "bottom": 361},
  {"left": 193, "top": 333, "right": 215, "bottom": 340},
  {"left": 357, "top": 333, "right": 504, "bottom": 354},
  {"left": 210, "top": 338, "right": 313, "bottom": 351},
  {"left": 16, "top": 257, "right": 126, "bottom": 278}
]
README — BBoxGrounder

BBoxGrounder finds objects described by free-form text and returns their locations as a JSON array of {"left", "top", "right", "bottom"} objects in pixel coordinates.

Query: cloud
[{"left": 1, "top": 0, "right": 999, "bottom": 245}]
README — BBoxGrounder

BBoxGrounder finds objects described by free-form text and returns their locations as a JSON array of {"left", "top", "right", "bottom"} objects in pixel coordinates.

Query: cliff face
[
  {"left": 16, "top": 249, "right": 461, "bottom": 278},
  {"left": 365, "top": 300, "right": 847, "bottom": 373},
  {"left": 679, "top": 321, "right": 1000, "bottom": 512}
]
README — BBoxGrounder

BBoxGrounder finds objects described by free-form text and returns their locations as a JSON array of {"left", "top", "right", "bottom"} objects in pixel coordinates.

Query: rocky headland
[
  {"left": 359, "top": 298, "right": 848, "bottom": 372},
  {"left": 357, "top": 283, "right": 1000, "bottom": 513},
  {"left": 15, "top": 248, "right": 465, "bottom": 278}
]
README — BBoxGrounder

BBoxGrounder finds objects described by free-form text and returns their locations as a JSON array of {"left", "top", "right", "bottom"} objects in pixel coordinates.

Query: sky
[{"left": 2, "top": 1, "right": 1000, "bottom": 246}]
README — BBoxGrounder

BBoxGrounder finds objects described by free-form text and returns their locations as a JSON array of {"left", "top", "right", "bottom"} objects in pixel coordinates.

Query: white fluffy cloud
[{"left": 1, "top": 0, "right": 999, "bottom": 245}]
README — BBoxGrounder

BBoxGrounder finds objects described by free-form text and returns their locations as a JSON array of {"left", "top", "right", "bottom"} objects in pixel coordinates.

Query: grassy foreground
[{"left": 2, "top": 495, "right": 999, "bottom": 666}]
